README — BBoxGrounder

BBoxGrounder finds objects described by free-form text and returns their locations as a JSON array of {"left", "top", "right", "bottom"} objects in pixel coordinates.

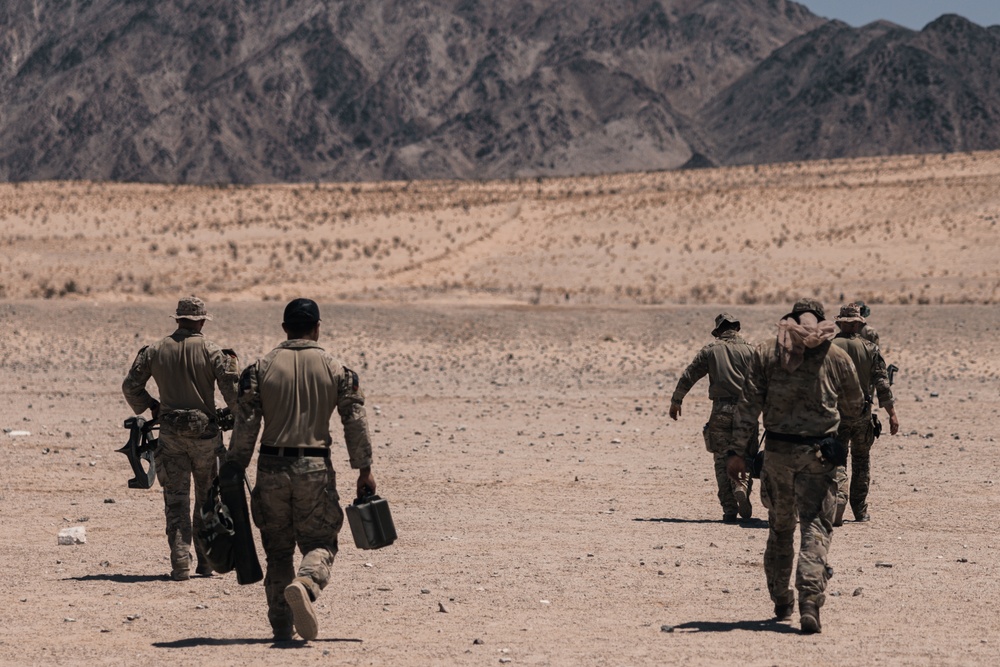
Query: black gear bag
[{"left": 198, "top": 461, "right": 263, "bottom": 584}]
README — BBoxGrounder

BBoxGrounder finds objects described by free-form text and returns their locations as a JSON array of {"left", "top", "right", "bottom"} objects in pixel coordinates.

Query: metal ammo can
[{"left": 346, "top": 493, "right": 397, "bottom": 550}]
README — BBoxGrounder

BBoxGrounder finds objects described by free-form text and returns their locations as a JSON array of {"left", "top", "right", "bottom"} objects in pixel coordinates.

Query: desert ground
[{"left": 1, "top": 153, "right": 999, "bottom": 666}]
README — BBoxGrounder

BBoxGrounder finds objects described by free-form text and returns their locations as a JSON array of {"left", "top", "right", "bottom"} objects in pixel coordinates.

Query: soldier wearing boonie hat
[
  {"left": 853, "top": 301, "right": 880, "bottom": 348},
  {"left": 229, "top": 298, "right": 378, "bottom": 643},
  {"left": 172, "top": 296, "right": 213, "bottom": 321},
  {"left": 670, "top": 312, "right": 758, "bottom": 523},
  {"left": 122, "top": 296, "right": 240, "bottom": 581},
  {"left": 831, "top": 303, "right": 899, "bottom": 526}
]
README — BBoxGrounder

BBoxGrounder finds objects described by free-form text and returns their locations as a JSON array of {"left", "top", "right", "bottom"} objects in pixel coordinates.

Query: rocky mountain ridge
[{"left": 0, "top": 0, "right": 997, "bottom": 183}]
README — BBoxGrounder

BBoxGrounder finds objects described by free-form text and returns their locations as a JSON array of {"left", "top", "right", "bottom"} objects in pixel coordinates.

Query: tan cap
[{"left": 172, "top": 296, "right": 212, "bottom": 321}]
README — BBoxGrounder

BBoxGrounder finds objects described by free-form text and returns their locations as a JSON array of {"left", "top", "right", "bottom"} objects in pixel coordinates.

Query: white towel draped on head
[{"left": 776, "top": 312, "right": 837, "bottom": 372}]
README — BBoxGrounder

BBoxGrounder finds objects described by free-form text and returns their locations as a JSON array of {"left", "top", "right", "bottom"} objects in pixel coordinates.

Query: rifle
[
  {"left": 118, "top": 416, "right": 159, "bottom": 489},
  {"left": 118, "top": 408, "right": 235, "bottom": 489},
  {"left": 887, "top": 364, "right": 899, "bottom": 386}
]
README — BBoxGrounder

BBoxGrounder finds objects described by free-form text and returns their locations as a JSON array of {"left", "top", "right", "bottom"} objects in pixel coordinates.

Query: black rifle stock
[
  {"left": 118, "top": 408, "right": 234, "bottom": 489},
  {"left": 118, "top": 416, "right": 159, "bottom": 489}
]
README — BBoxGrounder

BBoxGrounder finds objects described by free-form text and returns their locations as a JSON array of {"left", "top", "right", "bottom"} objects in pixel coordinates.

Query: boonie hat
[
  {"left": 835, "top": 303, "right": 866, "bottom": 324},
  {"left": 783, "top": 298, "right": 826, "bottom": 322},
  {"left": 173, "top": 296, "right": 212, "bottom": 321},
  {"left": 711, "top": 312, "right": 740, "bottom": 337},
  {"left": 283, "top": 298, "right": 321, "bottom": 326}
]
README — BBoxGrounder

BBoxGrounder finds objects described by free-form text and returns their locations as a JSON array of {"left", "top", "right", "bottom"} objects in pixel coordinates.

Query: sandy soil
[
  {"left": 1, "top": 152, "right": 999, "bottom": 665},
  {"left": 0, "top": 300, "right": 997, "bottom": 667},
  {"left": 1, "top": 151, "right": 999, "bottom": 307}
]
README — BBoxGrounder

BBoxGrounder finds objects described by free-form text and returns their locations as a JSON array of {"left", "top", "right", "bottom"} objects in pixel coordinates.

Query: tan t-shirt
[
  {"left": 229, "top": 339, "right": 372, "bottom": 469},
  {"left": 671, "top": 330, "right": 756, "bottom": 404},
  {"left": 122, "top": 328, "right": 239, "bottom": 415},
  {"left": 832, "top": 334, "right": 894, "bottom": 409}
]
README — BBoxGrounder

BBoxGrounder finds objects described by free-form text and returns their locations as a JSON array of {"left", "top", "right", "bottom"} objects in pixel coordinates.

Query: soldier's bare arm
[
  {"left": 228, "top": 364, "right": 263, "bottom": 469},
  {"left": 122, "top": 346, "right": 158, "bottom": 416}
]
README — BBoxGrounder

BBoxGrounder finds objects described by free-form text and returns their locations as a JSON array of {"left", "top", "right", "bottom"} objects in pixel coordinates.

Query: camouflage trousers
[
  {"left": 835, "top": 413, "right": 875, "bottom": 520},
  {"left": 759, "top": 438, "right": 837, "bottom": 608},
  {"left": 250, "top": 454, "right": 344, "bottom": 637},
  {"left": 154, "top": 430, "right": 225, "bottom": 576},
  {"left": 704, "top": 400, "right": 757, "bottom": 515}
]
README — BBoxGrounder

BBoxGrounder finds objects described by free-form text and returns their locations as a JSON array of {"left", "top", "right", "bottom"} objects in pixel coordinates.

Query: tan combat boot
[
  {"left": 284, "top": 579, "right": 319, "bottom": 640},
  {"left": 799, "top": 600, "right": 821, "bottom": 634}
]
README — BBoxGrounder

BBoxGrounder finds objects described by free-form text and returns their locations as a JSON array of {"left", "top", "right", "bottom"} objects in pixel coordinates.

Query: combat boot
[
  {"left": 773, "top": 602, "right": 794, "bottom": 621},
  {"left": 195, "top": 560, "right": 213, "bottom": 577},
  {"left": 170, "top": 568, "right": 190, "bottom": 581},
  {"left": 284, "top": 579, "right": 319, "bottom": 641},
  {"left": 734, "top": 488, "right": 753, "bottom": 521},
  {"left": 722, "top": 512, "right": 738, "bottom": 524},
  {"left": 272, "top": 628, "right": 294, "bottom": 643},
  {"left": 799, "top": 601, "right": 821, "bottom": 634}
]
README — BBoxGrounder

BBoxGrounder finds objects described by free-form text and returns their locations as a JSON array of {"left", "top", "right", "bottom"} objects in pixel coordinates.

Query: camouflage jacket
[
  {"left": 832, "top": 333, "right": 894, "bottom": 410},
  {"left": 671, "top": 330, "right": 755, "bottom": 404},
  {"left": 228, "top": 339, "right": 373, "bottom": 470},
  {"left": 733, "top": 339, "right": 865, "bottom": 453},
  {"left": 859, "top": 323, "right": 880, "bottom": 348},
  {"left": 122, "top": 328, "right": 239, "bottom": 416}
]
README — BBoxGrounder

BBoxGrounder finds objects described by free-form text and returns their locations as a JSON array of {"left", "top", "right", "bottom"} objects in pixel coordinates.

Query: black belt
[
  {"left": 260, "top": 445, "right": 330, "bottom": 458},
  {"left": 765, "top": 431, "right": 826, "bottom": 445}
]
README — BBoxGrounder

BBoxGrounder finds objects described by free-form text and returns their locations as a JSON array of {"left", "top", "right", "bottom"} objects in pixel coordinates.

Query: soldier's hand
[
  {"left": 357, "top": 467, "right": 376, "bottom": 497},
  {"left": 669, "top": 403, "right": 681, "bottom": 420},
  {"left": 889, "top": 412, "right": 900, "bottom": 435},
  {"left": 149, "top": 400, "right": 160, "bottom": 420},
  {"left": 726, "top": 454, "right": 747, "bottom": 481}
]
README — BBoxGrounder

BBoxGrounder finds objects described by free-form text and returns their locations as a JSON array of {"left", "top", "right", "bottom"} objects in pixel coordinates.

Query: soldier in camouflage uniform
[
  {"left": 854, "top": 301, "right": 880, "bottom": 348},
  {"left": 832, "top": 304, "right": 899, "bottom": 525},
  {"left": 670, "top": 313, "right": 758, "bottom": 522},
  {"left": 122, "top": 296, "right": 240, "bottom": 581},
  {"left": 730, "top": 299, "right": 864, "bottom": 634},
  {"left": 228, "top": 298, "right": 375, "bottom": 643}
]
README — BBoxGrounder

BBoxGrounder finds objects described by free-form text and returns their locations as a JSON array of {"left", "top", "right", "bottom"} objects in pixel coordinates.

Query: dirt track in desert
[{"left": 1, "top": 153, "right": 999, "bottom": 666}]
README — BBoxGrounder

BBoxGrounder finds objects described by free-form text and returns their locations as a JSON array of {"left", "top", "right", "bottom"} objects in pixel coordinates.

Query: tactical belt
[
  {"left": 765, "top": 431, "right": 827, "bottom": 446},
  {"left": 713, "top": 396, "right": 740, "bottom": 404},
  {"left": 260, "top": 445, "right": 330, "bottom": 458}
]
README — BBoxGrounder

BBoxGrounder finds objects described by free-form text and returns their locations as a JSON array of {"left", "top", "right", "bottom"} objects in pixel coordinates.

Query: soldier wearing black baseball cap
[
  {"left": 283, "top": 298, "right": 321, "bottom": 327},
  {"left": 230, "top": 297, "right": 377, "bottom": 642}
]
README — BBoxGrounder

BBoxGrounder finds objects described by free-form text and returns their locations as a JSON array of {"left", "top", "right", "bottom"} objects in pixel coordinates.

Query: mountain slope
[
  {"left": 702, "top": 15, "right": 1000, "bottom": 164},
  {"left": 0, "top": 0, "right": 822, "bottom": 182}
]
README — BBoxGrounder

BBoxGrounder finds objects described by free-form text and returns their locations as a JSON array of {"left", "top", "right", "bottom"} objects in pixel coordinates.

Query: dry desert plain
[{"left": 1, "top": 152, "right": 999, "bottom": 666}]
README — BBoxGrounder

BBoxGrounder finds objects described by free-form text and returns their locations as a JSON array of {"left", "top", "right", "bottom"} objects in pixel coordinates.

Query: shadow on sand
[
  {"left": 671, "top": 618, "right": 799, "bottom": 634},
  {"left": 65, "top": 573, "right": 172, "bottom": 583},
  {"left": 634, "top": 517, "right": 768, "bottom": 529},
  {"left": 153, "top": 637, "right": 363, "bottom": 649}
]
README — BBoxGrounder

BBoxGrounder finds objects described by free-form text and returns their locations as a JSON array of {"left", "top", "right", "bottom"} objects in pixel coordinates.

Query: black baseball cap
[{"left": 283, "top": 298, "right": 321, "bottom": 326}]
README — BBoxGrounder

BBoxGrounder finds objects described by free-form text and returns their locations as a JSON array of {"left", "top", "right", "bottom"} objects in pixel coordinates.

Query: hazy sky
[{"left": 802, "top": 1, "right": 1000, "bottom": 30}]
